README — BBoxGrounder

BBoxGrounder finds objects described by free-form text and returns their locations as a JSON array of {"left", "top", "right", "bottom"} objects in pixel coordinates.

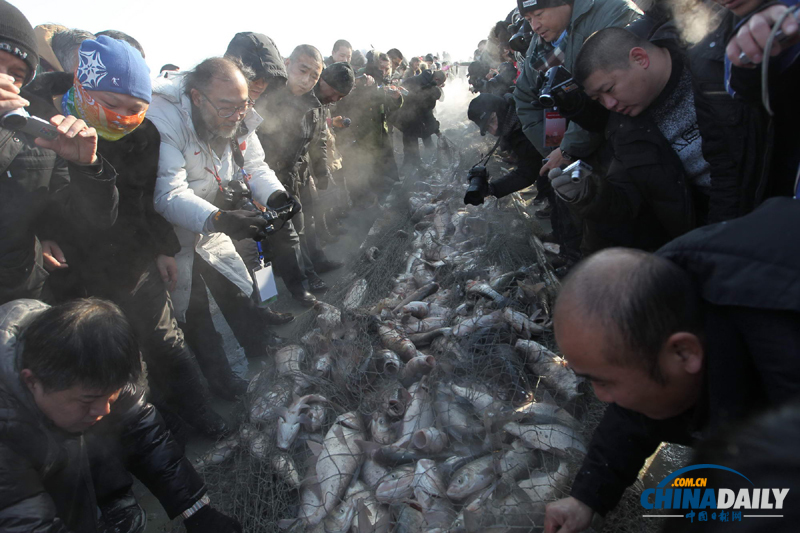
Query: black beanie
[
  {"left": 0, "top": 0, "right": 38, "bottom": 85},
  {"left": 468, "top": 94, "right": 508, "bottom": 136},
  {"left": 517, "top": 0, "right": 571, "bottom": 15},
  {"left": 320, "top": 62, "right": 355, "bottom": 96}
]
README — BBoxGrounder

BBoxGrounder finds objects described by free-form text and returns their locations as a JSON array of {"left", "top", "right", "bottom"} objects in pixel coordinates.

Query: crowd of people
[{"left": 0, "top": 0, "right": 798, "bottom": 530}]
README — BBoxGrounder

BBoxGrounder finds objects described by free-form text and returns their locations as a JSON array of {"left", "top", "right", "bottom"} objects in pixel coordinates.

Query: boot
[
  {"left": 98, "top": 491, "right": 147, "bottom": 533},
  {"left": 260, "top": 306, "right": 294, "bottom": 325}
]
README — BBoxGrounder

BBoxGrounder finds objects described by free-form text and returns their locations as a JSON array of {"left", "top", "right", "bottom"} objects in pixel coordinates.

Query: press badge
[
  {"left": 544, "top": 111, "right": 566, "bottom": 149},
  {"left": 253, "top": 262, "right": 279, "bottom": 306}
]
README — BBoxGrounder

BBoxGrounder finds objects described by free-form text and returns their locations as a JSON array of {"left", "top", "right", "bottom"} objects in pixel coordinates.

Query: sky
[{"left": 22, "top": 0, "right": 514, "bottom": 76}]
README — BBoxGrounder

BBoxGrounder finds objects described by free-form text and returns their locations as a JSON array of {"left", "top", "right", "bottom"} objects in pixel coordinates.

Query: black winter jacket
[
  {"left": 391, "top": 70, "right": 441, "bottom": 138},
  {"left": 488, "top": 94, "right": 544, "bottom": 198},
  {"left": 0, "top": 300, "right": 206, "bottom": 532},
  {"left": 573, "top": 53, "right": 697, "bottom": 250},
  {"left": 0, "top": 90, "right": 118, "bottom": 302},
  {"left": 689, "top": 12, "right": 772, "bottom": 223},
  {"left": 570, "top": 197, "right": 800, "bottom": 516},
  {"left": 257, "top": 86, "right": 330, "bottom": 194}
]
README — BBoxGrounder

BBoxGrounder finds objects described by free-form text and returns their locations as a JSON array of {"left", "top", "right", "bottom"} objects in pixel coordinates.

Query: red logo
[
  {"left": 239, "top": 141, "right": 247, "bottom": 151},
  {"left": 194, "top": 151, "right": 201, "bottom": 155}
]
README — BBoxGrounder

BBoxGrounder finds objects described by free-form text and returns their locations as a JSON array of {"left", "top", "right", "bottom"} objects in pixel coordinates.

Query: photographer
[
  {"left": 512, "top": 0, "right": 639, "bottom": 176},
  {"left": 0, "top": 0, "right": 118, "bottom": 305},
  {"left": 392, "top": 68, "right": 445, "bottom": 174}
]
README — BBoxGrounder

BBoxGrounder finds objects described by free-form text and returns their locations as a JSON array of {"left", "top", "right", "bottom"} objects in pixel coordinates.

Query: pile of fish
[{"left": 196, "top": 172, "right": 588, "bottom": 532}]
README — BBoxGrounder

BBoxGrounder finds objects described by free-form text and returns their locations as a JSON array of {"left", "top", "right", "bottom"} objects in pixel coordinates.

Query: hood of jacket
[{"left": 225, "top": 32, "right": 288, "bottom": 84}]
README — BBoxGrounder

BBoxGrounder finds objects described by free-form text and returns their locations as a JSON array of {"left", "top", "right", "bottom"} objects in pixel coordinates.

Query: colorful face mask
[{"left": 61, "top": 76, "right": 147, "bottom": 141}]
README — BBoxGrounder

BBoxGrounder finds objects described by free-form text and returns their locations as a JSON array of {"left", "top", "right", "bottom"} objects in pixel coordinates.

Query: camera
[
  {"left": 1, "top": 109, "right": 59, "bottom": 140},
  {"left": 538, "top": 66, "right": 581, "bottom": 109},
  {"left": 464, "top": 165, "right": 490, "bottom": 206},
  {"left": 509, "top": 19, "right": 533, "bottom": 54},
  {"left": 563, "top": 160, "right": 593, "bottom": 182},
  {"left": 222, "top": 180, "right": 295, "bottom": 237}
]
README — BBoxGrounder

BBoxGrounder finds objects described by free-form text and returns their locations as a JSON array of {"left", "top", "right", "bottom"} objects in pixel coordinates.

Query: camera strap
[{"left": 474, "top": 135, "right": 503, "bottom": 170}]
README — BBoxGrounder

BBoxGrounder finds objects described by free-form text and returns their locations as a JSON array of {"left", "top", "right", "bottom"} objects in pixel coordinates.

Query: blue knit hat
[{"left": 76, "top": 35, "right": 151, "bottom": 103}]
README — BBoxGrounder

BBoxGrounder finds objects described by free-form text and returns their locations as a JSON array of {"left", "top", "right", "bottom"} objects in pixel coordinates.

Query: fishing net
[{"left": 165, "top": 108, "right": 663, "bottom": 533}]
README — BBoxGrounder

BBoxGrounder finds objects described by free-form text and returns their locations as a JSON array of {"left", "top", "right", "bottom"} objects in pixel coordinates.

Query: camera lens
[{"left": 539, "top": 94, "right": 556, "bottom": 108}]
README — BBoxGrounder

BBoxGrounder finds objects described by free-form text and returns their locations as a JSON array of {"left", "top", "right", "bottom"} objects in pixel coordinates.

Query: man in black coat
[
  {"left": 0, "top": 1, "right": 118, "bottom": 304},
  {"left": 392, "top": 69, "right": 445, "bottom": 172},
  {"left": 543, "top": 197, "right": 800, "bottom": 533},
  {"left": 0, "top": 298, "right": 241, "bottom": 532}
]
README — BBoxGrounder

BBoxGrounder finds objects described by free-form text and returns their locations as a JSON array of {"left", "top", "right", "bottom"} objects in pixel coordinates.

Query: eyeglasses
[{"left": 197, "top": 89, "right": 254, "bottom": 118}]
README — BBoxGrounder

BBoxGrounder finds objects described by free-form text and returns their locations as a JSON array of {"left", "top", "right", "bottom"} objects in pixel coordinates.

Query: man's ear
[
  {"left": 665, "top": 332, "right": 704, "bottom": 374},
  {"left": 629, "top": 47, "right": 651, "bottom": 69},
  {"left": 189, "top": 88, "right": 203, "bottom": 107},
  {"left": 285, "top": 58, "right": 291, "bottom": 69},
  {"left": 19, "top": 369, "right": 39, "bottom": 393}
]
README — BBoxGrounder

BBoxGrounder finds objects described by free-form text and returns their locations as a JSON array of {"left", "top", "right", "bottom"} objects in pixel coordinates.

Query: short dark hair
[
  {"left": 96, "top": 29, "right": 145, "bottom": 58},
  {"left": 20, "top": 299, "right": 142, "bottom": 392},
  {"left": 50, "top": 29, "right": 95, "bottom": 73},
  {"left": 184, "top": 57, "right": 254, "bottom": 97},
  {"left": 387, "top": 48, "right": 404, "bottom": 60},
  {"left": 332, "top": 39, "right": 352, "bottom": 53},
  {"left": 574, "top": 27, "right": 653, "bottom": 85},
  {"left": 160, "top": 63, "right": 180, "bottom": 72},
  {"left": 557, "top": 249, "right": 703, "bottom": 383},
  {"left": 289, "top": 44, "right": 323, "bottom": 65}
]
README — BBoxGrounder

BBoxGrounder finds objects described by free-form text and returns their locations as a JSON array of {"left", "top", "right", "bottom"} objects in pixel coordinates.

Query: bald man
[{"left": 545, "top": 197, "right": 800, "bottom": 533}]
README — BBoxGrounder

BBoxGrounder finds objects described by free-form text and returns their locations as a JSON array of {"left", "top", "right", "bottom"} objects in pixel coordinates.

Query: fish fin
[
  {"left": 307, "top": 439, "right": 323, "bottom": 457},
  {"left": 334, "top": 424, "right": 348, "bottom": 446},
  {"left": 541, "top": 391, "right": 558, "bottom": 406},
  {"left": 355, "top": 439, "right": 381, "bottom": 455},
  {"left": 356, "top": 499, "right": 373, "bottom": 533}
]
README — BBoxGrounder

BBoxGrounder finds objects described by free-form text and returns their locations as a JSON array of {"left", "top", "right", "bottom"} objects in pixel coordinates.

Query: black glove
[
  {"left": 212, "top": 209, "right": 268, "bottom": 241},
  {"left": 266, "top": 191, "right": 302, "bottom": 221},
  {"left": 184, "top": 506, "right": 242, "bottom": 533}
]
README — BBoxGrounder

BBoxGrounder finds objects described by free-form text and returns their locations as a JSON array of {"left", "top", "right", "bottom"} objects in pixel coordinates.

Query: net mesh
[{"left": 166, "top": 122, "right": 662, "bottom": 533}]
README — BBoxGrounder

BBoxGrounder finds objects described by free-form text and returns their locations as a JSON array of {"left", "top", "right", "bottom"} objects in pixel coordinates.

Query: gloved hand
[
  {"left": 212, "top": 209, "right": 268, "bottom": 241},
  {"left": 267, "top": 191, "right": 302, "bottom": 221},
  {"left": 184, "top": 506, "right": 242, "bottom": 533},
  {"left": 549, "top": 166, "right": 590, "bottom": 203}
]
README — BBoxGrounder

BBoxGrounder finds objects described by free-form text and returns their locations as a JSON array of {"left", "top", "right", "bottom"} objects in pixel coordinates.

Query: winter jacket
[
  {"left": 690, "top": 12, "right": 772, "bottom": 223},
  {"left": 0, "top": 90, "right": 118, "bottom": 303},
  {"left": 335, "top": 68, "right": 403, "bottom": 151},
  {"left": 147, "top": 73, "right": 285, "bottom": 320},
  {"left": 489, "top": 94, "right": 543, "bottom": 198},
  {"left": 27, "top": 72, "right": 181, "bottom": 293},
  {"left": 569, "top": 197, "right": 800, "bottom": 517},
  {"left": 0, "top": 299, "right": 206, "bottom": 532},
  {"left": 513, "top": 0, "right": 640, "bottom": 158},
  {"left": 572, "top": 53, "right": 699, "bottom": 250},
  {"left": 391, "top": 70, "right": 440, "bottom": 138},
  {"left": 225, "top": 32, "right": 287, "bottom": 85},
  {"left": 256, "top": 85, "right": 330, "bottom": 194}
]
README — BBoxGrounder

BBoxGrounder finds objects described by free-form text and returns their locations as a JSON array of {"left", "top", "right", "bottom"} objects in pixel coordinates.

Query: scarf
[{"left": 61, "top": 76, "right": 146, "bottom": 141}]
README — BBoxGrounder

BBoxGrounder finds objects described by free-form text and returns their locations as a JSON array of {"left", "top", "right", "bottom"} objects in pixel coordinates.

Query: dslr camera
[
  {"left": 508, "top": 19, "right": 533, "bottom": 54},
  {"left": 222, "top": 180, "right": 296, "bottom": 237},
  {"left": 464, "top": 165, "right": 490, "bottom": 206},
  {"left": 538, "top": 66, "right": 582, "bottom": 109}
]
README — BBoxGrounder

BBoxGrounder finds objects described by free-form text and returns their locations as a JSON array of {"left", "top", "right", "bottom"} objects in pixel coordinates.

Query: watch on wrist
[
  {"left": 181, "top": 495, "right": 210, "bottom": 520},
  {"left": 560, "top": 148, "right": 576, "bottom": 161}
]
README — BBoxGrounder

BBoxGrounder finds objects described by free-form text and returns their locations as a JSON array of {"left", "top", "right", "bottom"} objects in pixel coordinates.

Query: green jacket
[{"left": 513, "top": 0, "right": 640, "bottom": 158}]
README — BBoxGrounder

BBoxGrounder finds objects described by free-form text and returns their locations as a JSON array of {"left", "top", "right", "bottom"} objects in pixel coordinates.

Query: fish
[
  {"left": 408, "top": 327, "right": 452, "bottom": 348},
  {"left": 450, "top": 383, "right": 507, "bottom": 414},
  {"left": 311, "top": 352, "right": 334, "bottom": 378},
  {"left": 351, "top": 491, "right": 392, "bottom": 533},
  {"left": 305, "top": 402, "right": 327, "bottom": 433},
  {"left": 373, "top": 349, "right": 403, "bottom": 377},
  {"left": 195, "top": 433, "right": 239, "bottom": 469},
  {"left": 385, "top": 386, "right": 412, "bottom": 419},
  {"left": 433, "top": 204, "right": 453, "bottom": 239},
  {"left": 465, "top": 280, "right": 513, "bottom": 308},
  {"left": 314, "top": 301, "right": 342, "bottom": 334},
  {"left": 451, "top": 310, "right": 504, "bottom": 337},
  {"left": 514, "top": 340, "right": 582, "bottom": 401},
  {"left": 294, "top": 477, "right": 327, "bottom": 526},
  {"left": 275, "top": 345, "right": 306, "bottom": 375},
  {"left": 412, "top": 203, "right": 438, "bottom": 222},
  {"left": 314, "top": 412, "right": 366, "bottom": 522},
  {"left": 397, "top": 377, "right": 435, "bottom": 441},
  {"left": 488, "top": 269, "right": 529, "bottom": 292},
  {"left": 411, "top": 427, "right": 449, "bottom": 454},
  {"left": 392, "top": 281, "right": 439, "bottom": 314},
  {"left": 374, "top": 464, "right": 416, "bottom": 503},
  {"left": 401, "top": 301, "right": 430, "bottom": 319},
  {"left": 512, "top": 397, "right": 582, "bottom": 431},
  {"left": 392, "top": 503, "right": 426, "bottom": 533},
  {"left": 462, "top": 485, "right": 545, "bottom": 533},
  {"left": 446, "top": 454, "right": 496, "bottom": 501},
  {"left": 370, "top": 412, "right": 397, "bottom": 445},
  {"left": 249, "top": 377, "right": 294, "bottom": 424},
  {"left": 271, "top": 451, "right": 301, "bottom": 489},
  {"left": 343, "top": 279, "right": 368, "bottom": 310},
  {"left": 377, "top": 324, "right": 419, "bottom": 362},
  {"left": 503, "top": 422, "right": 587, "bottom": 458},
  {"left": 361, "top": 457, "right": 391, "bottom": 489},
  {"left": 411, "top": 259, "right": 436, "bottom": 287},
  {"left": 518, "top": 459, "right": 571, "bottom": 503},
  {"left": 502, "top": 308, "right": 548, "bottom": 338},
  {"left": 277, "top": 394, "right": 328, "bottom": 450},
  {"left": 497, "top": 440, "right": 541, "bottom": 485},
  {"left": 248, "top": 431, "right": 270, "bottom": 461},
  {"left": 399, "top": 354, "right": 436, "bottom": 386},
  {"left": 414, "top": 459, "right": 457, "bottom": 529},
  {"left": 426, "top": 287, "right": 453, "bottom": 307},
  {"left": 404, "top": 316, "right": 449, "bottom": 334},
  {"left": 433, "top": 383, "right": 485, "bottom": 442}
]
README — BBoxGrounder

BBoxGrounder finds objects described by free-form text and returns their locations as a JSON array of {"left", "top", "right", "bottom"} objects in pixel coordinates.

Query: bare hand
[
  {"left": 34, "top": 115, "right": 99, "bottom": 165},
  {"left": 387, "top": 88, "right": 402, "bottom": 100},
  {"left": 0, "top": 73, "right": 29, "bottom": 115},
  {"left": 156, "top": 254, "right": 178, "bottom": 292},
  {"left": 331, "top": 116, "right": 346, "bottom": 128},
  {"left": 544, "top": 497, "right": 594, "bottom": 533},
  {"left": 727, "top": 5, "right": 800, "bottom": 67},
  {"left": 540, "top": 147, "right": 571, "bottom": 176},
  {"left": 363, "top": 75, "right": 375, "bottom": 87},
  {"left": 41, "top": 240, "right": 68, "bottom": 272}
]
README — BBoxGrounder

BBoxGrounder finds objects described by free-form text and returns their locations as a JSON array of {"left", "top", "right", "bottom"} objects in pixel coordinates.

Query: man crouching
[{"left": 0, "top": 298, "right": 240, "bottom": 532}]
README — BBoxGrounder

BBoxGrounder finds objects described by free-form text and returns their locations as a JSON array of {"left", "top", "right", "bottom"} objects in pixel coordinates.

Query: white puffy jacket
[{"left": 147, "top": 73, "right": 285, "bottom": 320}]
